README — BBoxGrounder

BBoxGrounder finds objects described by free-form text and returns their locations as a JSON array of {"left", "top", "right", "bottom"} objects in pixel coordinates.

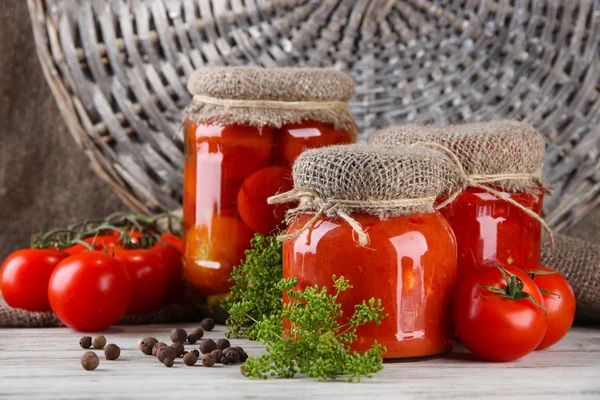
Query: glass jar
[
  {"left": 439, "top": 186, "right": 543, "bottom": 278},
  {"left": 283, "top": 212, "right": 458, "bottom": 361},
  {"left": 183, "top": 120, "right": 355, "bottom": 300}
]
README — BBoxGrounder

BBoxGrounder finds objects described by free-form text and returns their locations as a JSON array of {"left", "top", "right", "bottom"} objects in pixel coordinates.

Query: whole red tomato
[
  {"left": 65, "top": 235, "right": 118, "bottom": 255},
  {"left": 112, "top": 247, "right": 168, "bottom": 314},
  {"left": 48, "top": 251, "right": 131, "bottom": 331},
  {"left": 453, "top": 265, "right": 547, "bottom": 362},
  {"left": 527, "top": 266, "right": 576, "bottom": 350},
  {"left": 151, "top": 235, "right": 184, "bottom": 303},
  {"left": 0, "top": 248, "right": 70, "bottom": 311}
]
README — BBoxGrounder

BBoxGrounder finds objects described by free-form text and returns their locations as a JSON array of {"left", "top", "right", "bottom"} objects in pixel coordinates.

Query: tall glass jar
[{"left": 284, "top": 212, "right": 458, "bottom": 361}]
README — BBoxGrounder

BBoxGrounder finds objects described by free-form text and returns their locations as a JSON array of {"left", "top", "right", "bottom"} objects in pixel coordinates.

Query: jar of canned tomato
[
  {"left": 183, "top": 67, "right": 357, "bottom": 312},
  {"left": 369, "top": 121, "right": 548, "bottom": 279}
]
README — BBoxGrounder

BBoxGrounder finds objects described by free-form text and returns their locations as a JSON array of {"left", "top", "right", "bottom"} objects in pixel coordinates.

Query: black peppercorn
[
  {"left": 170, "top": 328, "right": 187, "bottom": 343},
  {"left": 92, "top": 335, "right": 106, "bottom": 349},
  {"left": 163, "top": 357, "right": 174, "bottom": 368},
  {"left": 211, "top": 349, "right": 224, "bottom": 363},
  {"left": 216, "top": 338, "right": 230, "bottom": 350},
  {"left": 223, "top": 347, "right": 240, "bottom": 364},
  {"left": 139, "top": 337, "right": 158, "bottom": 355},
  {"left": 152, "top": 342, "right": 167, "bottom": 356},
  {"left": 80, "top": 351, "right": 99, "bottom": 371},
  {"left": 79, "top": 336, "right": 92, "bottom": 349},
  {"left": 202, "top": 353, "right": 216, "bottom": 367},
  {"left": 198, "top": 339, "right": 217, "bottom": 354},
  {"left": 191, "top": 327, "right": 205, "bottom": 340},
  {"left": 104, "top": 344, "right": 121, "bottom": 360},
  {"left": 183, "top": 352, "right": 198, "bottom": 366},
  {"left": 239, "top": 352, "right": 248, "bottom": 362},
  {"left": 200, "top": 318, "right": 215, "bottom": 331},
  {"left": 191, "top": 349, "right": 200, "bottom": 357},
  {"left": 157, "top": 346, "right": 177, "bottom": 363},
  {"left": 172, "top": 341, "right": 185, "bottom": 357}
]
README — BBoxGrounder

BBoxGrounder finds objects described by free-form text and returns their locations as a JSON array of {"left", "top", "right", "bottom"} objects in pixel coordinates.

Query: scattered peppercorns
[
  {"left": 104, "top": 344, "right": 121, "bottom": 360},
  {"left": 170, "top": 328, "right": 187, "bottom": 343},
  {"left": 79, "top": 336, "right": 92, "bottom": 349},
  {"left": 199, "top": 339, "right": 217, "bottom": 354},
  {"left": 80, "top": 351, "right": 99, "bottom": 371},
  {"left": 200, "top": 318, "right": 215, "bottom": 331},
  {"left": 216, "top": 338, "right": 230, "bottom": 350},
  {"left": 139, "top": 337, "right": 158, "bottom": 355},
  {"left": 223, "top": 347, "right": 240, "bottom": 364},
  {"left": 191, "top": 350, "right": 200, "bottom": 357},
  {"left": 172, "top": 341, "right": 185, "bottom": 357},
  {"left": 183, "top": 352, "right": 198, "bottom": 366},
  {"left": 152, "top": 342, "right": 167, "bottom": 356},
  {"left": 163, "top": 357, "right": 174, "bottom": 368},
  {"left": 202, "top": 353, "right": 216, "bottom": 367},
  {"left": 211, "top": 349, "right": 224, "bottom": 363},
  {"left": 157, "top": 346, "right": 177, "bottom": 363},
  {"left": 92, "top": 335, "right": 106, "bottom": 349}
]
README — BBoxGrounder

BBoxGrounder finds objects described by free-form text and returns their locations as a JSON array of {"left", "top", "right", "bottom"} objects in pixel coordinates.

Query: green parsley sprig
[
  {"left": 242, "top": 276, "right": 387, "bottom": 382},
  {"left": 223, "top": 234, "right": 284, "bottom": 339}
]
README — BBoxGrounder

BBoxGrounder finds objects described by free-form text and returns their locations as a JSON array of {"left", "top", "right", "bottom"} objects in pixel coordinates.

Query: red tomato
[
  {"left": 151, "top": 236, "right": 184, "bottom": 303},
  {"left": 0, "top": 249, "right": 70, "bottom": 311},
  {"left": 48, "top": 252, "right": 131, "bottom": 331},
  {"left": 237, "top": 166, "right": 294, "bottom": 236},
  {"left": 279, "top": 122, "right": 354, "bottom": 165},
  {"left": 527, "top": 266, "right": 576, "bottom": 350},
  {"left": 159, "top": 233, "right": 183, "bottom": 252},
  {"left": 112, "top": 247, "right": 169, "bottom": 314},
  {"left": 65, "top": 235, "right": 118, "bottom": 255},
  {"left": 453, "top": 265, "right": 547, "bottom": 361},
  {"left": 184, "top": 217, "right": 254, "bottom": 295}
]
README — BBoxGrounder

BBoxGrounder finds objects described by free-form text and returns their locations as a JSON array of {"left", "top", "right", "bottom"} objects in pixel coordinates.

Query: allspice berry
[
  {"left": 200, "top": 318, "right": 215, "bottom": 332},
  {"left": 79, "top": 336, "right": 92, "bottom": 349},
  {"left": 216, "top": 338, "right": 230, "bottom": 350},
  {"left": 211, "top": 349, "right": 224, "bottom": 363},
  {"left": 170, "top": 328, "right": 187, "bottom": 343},
  {"left": 163, "top": 357, "right": 174, "bottom": 368},
  {"left": 80, "top": 351, "right": 99, "bottom": 371},
  {"left": 104, "top": 344, "right": 121, "bottom": 360},
  {"left": 199, "top": 339, "right": 217, "bottom": 354},
  {"left": 92, "top": 335, "right": 106, "bottom": 349},
  {"left": 187, "top": 333, "right": 200, "bottom": 344},
  {"left": 172, "top": 341, "right": 185, "bottom": 357},
  {"left": 191, "top": 327, "right": 205, "bottom": 339},
  {"left": 202, "top": 353, "right": 216, "bottom": 367},
  {"left": 239, "top": 351, "right": 249, "bottom": 362},
  {"left": 139, "top": 337, "right": 158, "bottom": 355},
  {"left": 157, "top": 346, "right": 177, "bottom": 363},
  {"left": 152, "top": 342, "right": 167, "bottom": 356},
  {"left": 223, "top": 347, "right": 240, "bottom": 364},
  {"left": 183, "top": 352, "right": 198, "bottom": 366}
]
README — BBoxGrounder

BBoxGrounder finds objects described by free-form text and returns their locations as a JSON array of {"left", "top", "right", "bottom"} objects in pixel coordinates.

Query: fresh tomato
[
  {"left": 453, "top": 265, "right": 547, "bottom": 362},
  {"left": 184, "top": 217, "right": 254, "bottom": 295},
  {"left": 65, "top": 235, "right": 118, "bottom": 255},
  {"left": 279, "top": 121, "right": 354, "bottom": 165},
  {"left": 237, "top": 166, "right": 294, "bottom": 235},
  {"left": 0, "top": 248, "right": 70, "bottom": 311},
  {"left": 151, "top": 235, "right": 184, "bottom": 303},
  {"left": 112, "top": 247, "right": 169, "bottom": 314},
  {"left": 527, "top": 266, "right": 576, "bottom": 350},
  {"left": 48, "top": 251, "right": 131, "bottom": 331}
]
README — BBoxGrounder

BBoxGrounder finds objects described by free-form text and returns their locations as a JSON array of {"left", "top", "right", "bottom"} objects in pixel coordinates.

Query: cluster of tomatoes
[
  {"left": 0, "top": 214, "right": 184, "bottom": 332},
  {"left": 453, "top": 264, "right": 576, "bottom": 362}
]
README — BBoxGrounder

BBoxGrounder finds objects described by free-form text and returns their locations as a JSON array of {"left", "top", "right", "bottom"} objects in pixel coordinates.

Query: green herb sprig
[
  {"left": 223, "top": 234, "right": 284, "bottom": 339},
  {"left": 242, "top": 276, "right": 387, "bottom": 382}
]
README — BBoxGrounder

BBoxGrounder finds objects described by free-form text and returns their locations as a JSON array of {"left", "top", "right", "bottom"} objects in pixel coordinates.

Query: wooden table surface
[{"left": 1, "top": 324, "right": 598, "bottom": 399}]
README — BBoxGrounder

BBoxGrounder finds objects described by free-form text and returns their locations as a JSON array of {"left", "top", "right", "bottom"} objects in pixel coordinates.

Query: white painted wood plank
[{"left": 0, "top": 324, "right": 598, "bottom": 399}]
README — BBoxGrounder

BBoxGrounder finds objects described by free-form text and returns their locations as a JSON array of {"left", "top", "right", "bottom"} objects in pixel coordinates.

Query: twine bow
[
  {"left": 412, "top": 142, "right": 554, "bottom": 247},
  {"left": 193, "top": 94, "right": 349, "bottom": 111},
  {"left": 267, "top": 188, "right": 436, "bottom": 246}
]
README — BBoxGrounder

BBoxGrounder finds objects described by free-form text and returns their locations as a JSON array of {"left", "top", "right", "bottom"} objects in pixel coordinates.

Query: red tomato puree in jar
[{"left": 272, "top": 144, "right": 462, "bottom": 361}]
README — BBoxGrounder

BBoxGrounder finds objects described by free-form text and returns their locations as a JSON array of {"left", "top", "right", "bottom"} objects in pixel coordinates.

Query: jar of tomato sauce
[
  {"left": 183, "top": 67, "right": 357, "bottom": 312},
  {"left": 271, "top": 145, "right": 461, "bottom": 360},
  {"left": 368, "top": 121, "right": 548, "bottom": 278}
]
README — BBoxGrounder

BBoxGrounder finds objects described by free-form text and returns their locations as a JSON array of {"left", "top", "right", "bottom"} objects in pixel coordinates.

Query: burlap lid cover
[
  {"left": 186, "top": 67, "right": 356, "bottom": 130},
  {"left": 268, "top": 144, "right": 463, "bottom": 246},
  {"left": 368, "top": 120, "right": 545, "bottom": 193}
]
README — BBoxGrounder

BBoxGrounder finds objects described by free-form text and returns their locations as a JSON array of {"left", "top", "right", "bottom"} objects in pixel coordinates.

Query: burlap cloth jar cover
[
  {"left": 269, "top": 144, "right": 463, "bottom": 245},
  {"left": 185, "top": 67, "right": 356, "bottom": 130}
]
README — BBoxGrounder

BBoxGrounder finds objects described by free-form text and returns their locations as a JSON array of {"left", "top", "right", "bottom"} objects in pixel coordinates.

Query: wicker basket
[{"left": 27, "top": 0, "right": 600, "bottom": 232}]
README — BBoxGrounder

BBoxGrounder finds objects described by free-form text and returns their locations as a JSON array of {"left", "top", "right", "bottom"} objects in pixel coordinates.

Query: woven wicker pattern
[{"left": 27, "top": 0, "right": 600, "bottom": 232}]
